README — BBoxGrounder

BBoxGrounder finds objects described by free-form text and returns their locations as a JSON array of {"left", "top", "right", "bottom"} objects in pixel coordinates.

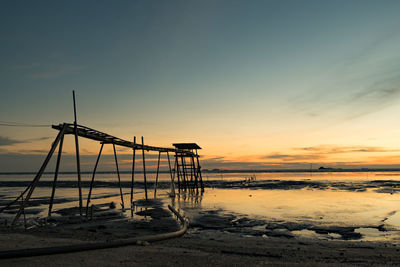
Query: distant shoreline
[{"left": 2, "top": 168, "right": 400, "bottom": 175}]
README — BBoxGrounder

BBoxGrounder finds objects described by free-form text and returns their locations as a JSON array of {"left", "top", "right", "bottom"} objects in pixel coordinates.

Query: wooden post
[
  {"left": 86, "top": 143, "right": 104, "bottom": 217},
  {"left": 12, "top": 125, "right": 66, "bottom": 225},
  {"left": 73, "top": 90, "right": 83, "bottom": 217},
  {"left": 141, "top": 136, "right": 148, "bottom": 200},
  {"left": 180, "top": 155, "right": 187, "bottom": 191},
  {"left": 174, "top": 154, "right": 181, "bottom": 193},
  {"left": 48, "top": 130, "right": 65, "bottom": 216},
  {"left": 113, "top": 143, "right": 125, "bottom": 210},
  {"left": 167, "top": 152, "right": 175, "bottom": 196},
  {"left": 189, "top": 155, "right": 195, "bottom": 192},
  {"left": 196, "top": 150, "right": 204, "bottom": 193},
  {"left": 154, "top": 151, "right": 161, "bottom": 198},
  {"left": 191, "top": 155, "right": 199, "bottom": 194},
  {"left": 130, "top": 136, "right": 136, "bottom": 210}
]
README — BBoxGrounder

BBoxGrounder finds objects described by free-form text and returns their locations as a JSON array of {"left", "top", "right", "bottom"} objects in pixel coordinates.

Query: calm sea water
[{"left": 1, "top": 170, "right": 399, "bottom": 182}]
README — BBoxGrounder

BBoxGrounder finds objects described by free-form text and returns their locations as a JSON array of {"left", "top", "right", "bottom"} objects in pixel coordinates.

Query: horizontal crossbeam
[{"left": 52, "top": 123, "right": 195, "bottom": 156}]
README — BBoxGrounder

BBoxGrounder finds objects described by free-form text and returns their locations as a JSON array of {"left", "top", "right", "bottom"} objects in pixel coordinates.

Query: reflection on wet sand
[
  {"left": 168, "top": 187, "right": 400, "bottom": 242},
  {"left": 2, "top": 172, "right": 400, "bottom": 242}
]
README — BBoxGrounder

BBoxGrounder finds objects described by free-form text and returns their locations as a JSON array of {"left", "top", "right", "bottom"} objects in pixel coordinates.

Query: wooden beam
[
  {"left": 73, "top": 91, "right": 83, "bottom": 217},
  {"left": 141, "top": 136, "right": 148, "bottom": 200},
  {"left": 113, "top": 144, "right": 125, "bottom": 210},
  {"left": 86, "top": 143, "right": 104, "bottom": 217},
  {"left": 130, "top": 136, "right": 136, "bottom": 211},
  {"left": 12, "top": 125, "right": 66, "bottom": 225},
  {"left": 167, "top": 152, "right": 175, "bottom": 196},
  {"left": 48, "top": 132, "right": 65, "bottom": 216},
  {"left": 154, "top": 152, "right": 161, "bottom": 198}
]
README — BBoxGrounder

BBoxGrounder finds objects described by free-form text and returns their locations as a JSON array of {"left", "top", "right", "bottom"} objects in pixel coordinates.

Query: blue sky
[{"left": 1, "top": 0, "right": 400, "bottom": 171}]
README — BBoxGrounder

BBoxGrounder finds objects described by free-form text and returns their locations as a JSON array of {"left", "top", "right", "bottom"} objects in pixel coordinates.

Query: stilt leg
[
  {"left": 113, "top": 143, "right": 124, "bottom": 210},
  {"left": 48, "top": 133, "right": 65, "bottom": 216},
  {"left": 167, "top": 152, "right": 175, "bottom": 196},
  {"left": 131, "top": 136, "right": 136, "bottom": 212},
  {"left": 141, "top": 137, "right": 148, "bottom": 200},
  {"left": 73, "top": 91, "right": 83, "bottom": 217},
  {"left": 154, "top": 151, "right": 161, "bottom": 198},
  {"left": 86, "top": 143, "right": 104, "bottom": 217},
  {"left": 12, "top": 125, "right": 66, "bottom": 225}
]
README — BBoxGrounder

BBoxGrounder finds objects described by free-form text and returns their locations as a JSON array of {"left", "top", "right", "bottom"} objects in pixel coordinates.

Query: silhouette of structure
[
  {"left": 0, "top": 91, "right": 203, "bottom": 226},
  {"left": 173, "top": 143, "right": 204, "bottom": 195}
]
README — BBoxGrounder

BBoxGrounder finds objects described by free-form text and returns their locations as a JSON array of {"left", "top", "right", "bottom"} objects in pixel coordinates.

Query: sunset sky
[{"left": 1, "top": 0, "right": 400, "bottom": 172}]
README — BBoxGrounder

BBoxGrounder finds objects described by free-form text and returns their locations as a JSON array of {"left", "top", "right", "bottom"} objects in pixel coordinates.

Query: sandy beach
[{"left": 1, "top": 227, "right": 400, "bottom": 266}]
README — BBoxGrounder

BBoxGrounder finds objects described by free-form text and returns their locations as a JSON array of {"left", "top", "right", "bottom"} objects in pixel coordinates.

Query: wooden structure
[
  {"left": 0, "top": 92, "right": 204, "bottom": 225},
  {"left": 173, "top": 143, "right": 204, "bottom": 195}
]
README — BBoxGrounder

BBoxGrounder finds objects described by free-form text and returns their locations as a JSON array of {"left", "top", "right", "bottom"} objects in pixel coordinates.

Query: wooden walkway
[
  {"left": 1, "top": 122, "right": 204, "bottom": 226},
  {"left": 52, "top": 123, "right": 196, "bottom": 156}
]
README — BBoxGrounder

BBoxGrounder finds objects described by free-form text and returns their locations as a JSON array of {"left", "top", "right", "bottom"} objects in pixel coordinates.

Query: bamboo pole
[
  {"left": 12, "top": 126, "right": 66, "bottom": 225},
  {"left": 73, "top": 90, "right": 83, "bottom": 217},
  {"left": 189, "top": 155, "right": 195, "bottom": 192},
  {"left": 130, "top": 136, "right": 136, "bottom": 211},
  {"left": 141, "top": 136, "right": 148, "bottom": 200},
  {"left": 174, "top": 154, "right": 181, "bottom": 193},
  {"left": 180, "top": 155, "right": 187, "bottom": 191},
  {"left": 191, "top": 155, "right": 199, "bottom": 194},
  {"left": 195, "top": 150, "right": 204, "bottom": 193},
  {"left": 85, "top": 143, "right": 104, "bottom": 217},
  {"left": 48, "top": 131, "right": 65, "bottom": 216},
  {"left": 154, "top": 151, "right": 161, "bottom": 198},
  {"left": 113, "top": 143, "right": 125, "bottom": 210},
  {"left": 167, "top": 152, "right": 175, "bottom": 196}
]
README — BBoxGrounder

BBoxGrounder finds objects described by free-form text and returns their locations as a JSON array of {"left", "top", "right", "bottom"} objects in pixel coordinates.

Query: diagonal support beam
[{"left": 12, "top": 124, "right": 66, "bottom": 225}]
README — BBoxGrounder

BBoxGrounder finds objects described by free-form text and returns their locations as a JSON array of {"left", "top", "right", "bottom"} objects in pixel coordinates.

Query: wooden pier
[
  {"left": 0, "top": 91, "right": 204, "bottom": 226},
  {"left": 1, "top": 122, "right": 204, "bottom": 225}
]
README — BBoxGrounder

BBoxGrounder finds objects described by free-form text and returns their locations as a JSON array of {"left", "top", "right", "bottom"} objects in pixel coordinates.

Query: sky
[{"left": 1, "top": 0, "right": 400, "bottom": 172}]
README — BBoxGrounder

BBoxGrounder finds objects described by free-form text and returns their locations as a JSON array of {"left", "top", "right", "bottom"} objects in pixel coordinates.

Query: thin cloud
[
  {"left": 0, "top": 136, "right": 50, "bottom": 147},
  {"left": 294, "top": 145, "right": 400, "bottom": 154},
  {"left": 290, "top": 33, "right": 400, "bottom": 121},
  {"left": 262, "top": 153, "right": 324, "bottom": 162},
  {"left": 0, "top": 136, "right": 24, "bottom": 146}
]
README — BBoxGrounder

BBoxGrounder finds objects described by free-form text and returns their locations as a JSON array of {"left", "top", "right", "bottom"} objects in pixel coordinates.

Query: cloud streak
[
  {"left": 294, "top": 145, "right": 400, "bottom": 154},
  {"left": 291, "top": 33, "right": 400, "bottom": 121},
  {"left": 0, "top": 136, "right": 50, "bottom": 147}
]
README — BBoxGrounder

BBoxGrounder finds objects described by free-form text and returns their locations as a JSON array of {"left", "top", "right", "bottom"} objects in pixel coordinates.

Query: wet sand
[
  {"left": 1, "top": 176, "right": 400, "bottom": 265},
  {"left": 1, "top": 200, "right": 400, "bottom": 266},
  {"left": 1, "top": 229, "right": 400, "bottom": 266}
]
